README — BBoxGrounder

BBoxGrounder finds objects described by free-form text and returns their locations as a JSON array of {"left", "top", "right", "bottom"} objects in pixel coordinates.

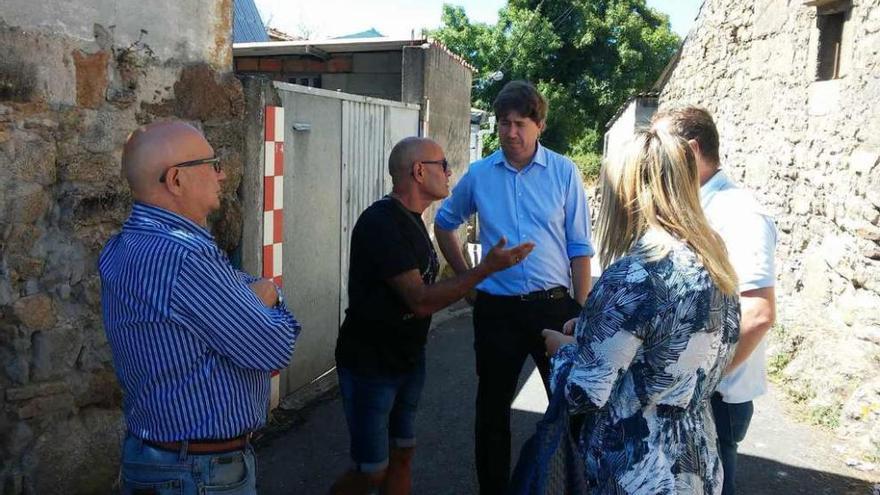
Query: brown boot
[
  {"left": 329, "top": 469, "right": 386, "bottom": 495},
  {"left": 381, "top": 447, "right": 415, "bottom": 495}
]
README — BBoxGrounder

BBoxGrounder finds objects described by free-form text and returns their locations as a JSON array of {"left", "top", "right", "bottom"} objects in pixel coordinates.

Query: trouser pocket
[
  {"left": 203, "top": 450, "right": 254, "bottom": 494},
  {"left": 121, "top": 474, "right": 183, "bottom": 495}
]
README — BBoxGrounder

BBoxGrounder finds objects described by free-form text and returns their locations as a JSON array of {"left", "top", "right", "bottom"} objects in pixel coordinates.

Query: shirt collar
[
  {"left": 127, "top": 202, "right": 214, "bottom": 241},
  {"left": 491, "top": 142, "right": 549, "bottom": 170},
  {"left": 699, "top": 169, "right": 732, "bottom": 207}
]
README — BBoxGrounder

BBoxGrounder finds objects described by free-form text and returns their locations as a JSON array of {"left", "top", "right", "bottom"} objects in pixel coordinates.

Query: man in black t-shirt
[{"left": 331, "top": 137, "right": 535, "bottom": 495}]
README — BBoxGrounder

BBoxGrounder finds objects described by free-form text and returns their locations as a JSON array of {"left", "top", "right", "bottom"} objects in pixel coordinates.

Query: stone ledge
[{"left": 5, "top": 380, "right": 68, "bottom": 402}]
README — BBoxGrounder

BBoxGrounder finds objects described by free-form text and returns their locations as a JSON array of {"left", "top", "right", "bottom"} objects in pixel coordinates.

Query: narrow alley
[{"left": 255, "top": 308, "right": 880, "bottom": 494}]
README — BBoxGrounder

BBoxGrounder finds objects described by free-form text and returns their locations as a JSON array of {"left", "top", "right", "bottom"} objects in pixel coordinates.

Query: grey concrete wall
[
  {"left": 322, "top": 73, "right": 402, "bottom": 101},
  {"left": 402, "top": 44, "right": 474, "bottom": 262},
  {"left": 0, "top": 2, "right": 243, "bottom": 493},
  {"left": 661, "top": 0, "right": 880, "bottom": 461}
]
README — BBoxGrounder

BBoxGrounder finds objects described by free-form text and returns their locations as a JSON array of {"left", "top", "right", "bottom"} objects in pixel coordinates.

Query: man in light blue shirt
[
  {"left": 434, "top": 80, "right": 594, "bottom": 495},
  {"left": 653, "top": 106, "right": 777, "bottom": 495}
]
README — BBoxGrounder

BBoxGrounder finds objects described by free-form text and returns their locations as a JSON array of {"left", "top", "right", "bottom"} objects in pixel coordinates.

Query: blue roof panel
[{"left": 233, "top": 0, "right": 269, "bottom": 43}]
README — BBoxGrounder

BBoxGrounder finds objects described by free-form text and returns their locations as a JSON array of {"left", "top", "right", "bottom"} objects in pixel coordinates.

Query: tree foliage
[{"left": 430, "top": 0, "right": 680, "bottom": 164}]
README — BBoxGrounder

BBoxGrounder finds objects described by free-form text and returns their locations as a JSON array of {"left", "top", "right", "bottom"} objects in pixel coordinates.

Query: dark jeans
[
  {"left": 473, "top": 290, "right": 581, "bottom": 495},
  {"left": 337, "top": 352, "right": 426, "bottom": 473},
  {"left": 711, "top": 392, "right": 754, "bottom": 495}
]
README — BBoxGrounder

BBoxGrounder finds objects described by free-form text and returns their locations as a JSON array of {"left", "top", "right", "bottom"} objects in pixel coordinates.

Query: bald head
[
  {"left": 388, "top": 137, "right": 440, "bottom": 186},
  {"left": 122, "top": 121, "right": 214, "bottom": 199}
]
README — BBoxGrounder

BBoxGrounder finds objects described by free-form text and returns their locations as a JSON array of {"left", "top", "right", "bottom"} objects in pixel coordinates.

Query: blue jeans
[
  {"left": 337, "top": 353, "right": 426, "bottom": 473},
  {"left": 119, "top": 434, "right": 256, "bottom": 494},
  {"left": 711, "top": 393, "right": 754, "bottom": 495}
]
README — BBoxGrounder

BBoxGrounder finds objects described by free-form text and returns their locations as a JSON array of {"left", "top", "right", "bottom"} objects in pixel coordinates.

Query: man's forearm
[
  {"left": 570, "top": 256, "right": 591, "bottom": 306},
  {"left": 727, "top": 287, "right": 776, "bottom": 372},
  {"left": 412, "top": 264, "right": 493, "bottom": 317},
  {"left": 435, "top": 226, "right": 469, "bottom": 274}
]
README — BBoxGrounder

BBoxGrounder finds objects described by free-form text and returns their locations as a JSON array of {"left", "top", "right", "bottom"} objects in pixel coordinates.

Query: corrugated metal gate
[
  {"left": 340, "top": 100, "right": 388, "bottom": 320},
  {"left": 268, "top": 83, "right": 420, "bottom": 398}
]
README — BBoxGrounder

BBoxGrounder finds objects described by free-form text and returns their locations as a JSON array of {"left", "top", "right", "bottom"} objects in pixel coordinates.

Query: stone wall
[
  {"left": 660, "top": 0, "right": 880, "bottom": 460},
  {"left": 0, "top": 2, "right": 246, "bottom": 493}
]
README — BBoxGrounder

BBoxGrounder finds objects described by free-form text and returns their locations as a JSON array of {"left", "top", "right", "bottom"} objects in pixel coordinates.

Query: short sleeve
[
  {"left": 550, "top": 257, "right": 655, "bottom": 413},
  {"left": 562, "top": 160, "right": 595, "bottom": 258},
  {"left": 719, "top": 212, "right": 777, "bottom": 292},
  {"left": 434, "top": 168, "right": 476, "bottom": 231}
]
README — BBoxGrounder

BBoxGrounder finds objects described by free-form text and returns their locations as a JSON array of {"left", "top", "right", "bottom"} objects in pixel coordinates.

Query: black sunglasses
[
  {"left": 159, "top": 157, "right": 222, "bottom": 183},
  {"left": 421, "top": 158, "right": 449, "bottom": 172}
]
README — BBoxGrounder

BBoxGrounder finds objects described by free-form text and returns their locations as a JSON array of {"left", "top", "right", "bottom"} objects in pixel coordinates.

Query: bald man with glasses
[
  {"left": 331, "top": 137, "right": 534, "bottom": 495},
  {"left": 100, "top": 121, "right": 301, "bottom": 494}
]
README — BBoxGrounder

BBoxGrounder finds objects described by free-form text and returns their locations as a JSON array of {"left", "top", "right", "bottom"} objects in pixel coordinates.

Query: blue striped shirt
[
  {"left": 435, "top": 144, "right": 594, "bottom": 295},
  {"left": 99, "top": 202, "right": 300, "bottom": 441}
]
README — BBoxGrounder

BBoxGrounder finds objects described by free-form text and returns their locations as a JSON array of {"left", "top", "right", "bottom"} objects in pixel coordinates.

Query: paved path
[{"left": 256, "top": 309, "right": 879, "bottom": 494}]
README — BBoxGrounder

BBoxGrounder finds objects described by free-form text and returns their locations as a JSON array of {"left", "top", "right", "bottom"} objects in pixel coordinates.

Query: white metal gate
[{"left": 261, "top": 82, "right": 419, "bottom": 398}]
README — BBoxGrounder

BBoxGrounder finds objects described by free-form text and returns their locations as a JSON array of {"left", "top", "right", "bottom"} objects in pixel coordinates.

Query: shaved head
[
  {"left": 121, "top": 120, "right": 224, "bottom": 225},
  {"left": 388, "top": 137, "right": 439, "bottom": 186},
  {"left": 122, "top": 121, "right": 213, "bottom": 199}
]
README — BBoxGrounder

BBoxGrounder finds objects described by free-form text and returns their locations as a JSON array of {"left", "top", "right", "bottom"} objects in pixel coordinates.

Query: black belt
[{"left": 478, "top": 286, "right": 569, "bottom": 302}]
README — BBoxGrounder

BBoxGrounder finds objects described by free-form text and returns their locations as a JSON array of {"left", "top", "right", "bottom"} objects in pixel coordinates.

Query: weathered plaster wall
[
  {"left": 0, "top": 2, "right": 244, "bottom": 492},
  {"left": 661, "top": 0, "right": 880, "bottom": 460}
]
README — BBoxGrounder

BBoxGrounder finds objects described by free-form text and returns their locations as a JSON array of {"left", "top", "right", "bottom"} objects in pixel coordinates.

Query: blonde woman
[{"left": 541, "top": 127, "right": 740, "bottom": 494}]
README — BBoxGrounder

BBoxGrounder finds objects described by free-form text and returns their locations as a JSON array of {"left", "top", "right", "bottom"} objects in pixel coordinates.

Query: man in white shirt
[{"left": 653, "top": 106, "right": 777, "bottom": 495}]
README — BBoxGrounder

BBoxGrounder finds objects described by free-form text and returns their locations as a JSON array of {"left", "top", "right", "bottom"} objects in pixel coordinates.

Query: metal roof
[
  {"left": 233, "top": 0, "right": 268, "bottom": 43},
  {"left": 233, "top": 37, "right": 429, "bottom": 56},
  {"left": 233, "top": 37, "right": 476, "bottom": 72}
]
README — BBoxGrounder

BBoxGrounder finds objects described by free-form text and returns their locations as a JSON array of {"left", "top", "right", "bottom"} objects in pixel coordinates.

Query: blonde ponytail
[{"left": 595, "top": 128, "right": 738, "bottom": 295}]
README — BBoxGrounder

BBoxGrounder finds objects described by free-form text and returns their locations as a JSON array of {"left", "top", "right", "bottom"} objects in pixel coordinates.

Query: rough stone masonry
[
  {"left": 0, "top": 1, "right": 247, "bottom": 493},
  {"left": 661, "top": 0, "right": 880, "bottom": 462}
]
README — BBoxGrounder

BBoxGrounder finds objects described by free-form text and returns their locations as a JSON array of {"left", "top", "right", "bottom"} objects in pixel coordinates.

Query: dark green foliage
[{"left": 430, "top": 0, "right": 680, "bottom": 156}]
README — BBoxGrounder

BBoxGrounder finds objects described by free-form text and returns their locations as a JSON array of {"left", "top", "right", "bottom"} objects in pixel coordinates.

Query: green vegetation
[
  {"left": 430, "top": 0, "right": 680, "bottom": 158},
  {"left": 808, "top": 403, "right": 842, "bottom": 429},
  {"left": 570, "top": 152, "right": 603, "bottom": 183}
]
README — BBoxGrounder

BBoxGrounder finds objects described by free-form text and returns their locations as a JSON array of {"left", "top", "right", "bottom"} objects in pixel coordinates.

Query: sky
[{"left": 253, "top": 0, "right": 704, "bottom": 40}]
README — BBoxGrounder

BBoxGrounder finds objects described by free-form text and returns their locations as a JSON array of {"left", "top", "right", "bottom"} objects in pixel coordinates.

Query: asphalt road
[{"left": 255, "top": 308, "right": 879, "bottom": 494}]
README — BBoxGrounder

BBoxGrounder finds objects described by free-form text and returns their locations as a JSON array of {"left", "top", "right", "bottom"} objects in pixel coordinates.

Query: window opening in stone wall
[{"left": 814, "top": 1, "right": 851, "bottom": 81}]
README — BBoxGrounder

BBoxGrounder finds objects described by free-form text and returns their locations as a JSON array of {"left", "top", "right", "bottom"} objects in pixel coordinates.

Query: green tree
[{"left": 430, "top": 1, "right": 679, "bottom": 179}]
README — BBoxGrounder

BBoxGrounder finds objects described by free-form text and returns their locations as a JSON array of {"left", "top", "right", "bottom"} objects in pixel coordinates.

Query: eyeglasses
[
  {"left": 421, "top": 158, "right": 449, "bottom": 172},
  {"left": 159, "top": 157, "right": 222, "bottom": 183}
]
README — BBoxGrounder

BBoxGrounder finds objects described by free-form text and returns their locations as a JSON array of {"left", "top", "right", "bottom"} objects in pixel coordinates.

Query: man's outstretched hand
[{"left": 479, "top": 237, "right": 535, "bottom": 274}]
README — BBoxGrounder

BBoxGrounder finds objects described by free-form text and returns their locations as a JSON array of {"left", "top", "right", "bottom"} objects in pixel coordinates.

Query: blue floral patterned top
[{"left": 551, "top": 239, "right": 740, "bottom": 494}]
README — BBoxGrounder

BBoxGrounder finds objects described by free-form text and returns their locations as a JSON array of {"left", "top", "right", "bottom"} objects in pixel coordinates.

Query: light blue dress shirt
[{"left": 435, "top": 144, "right": 594, "bottom": 295}]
